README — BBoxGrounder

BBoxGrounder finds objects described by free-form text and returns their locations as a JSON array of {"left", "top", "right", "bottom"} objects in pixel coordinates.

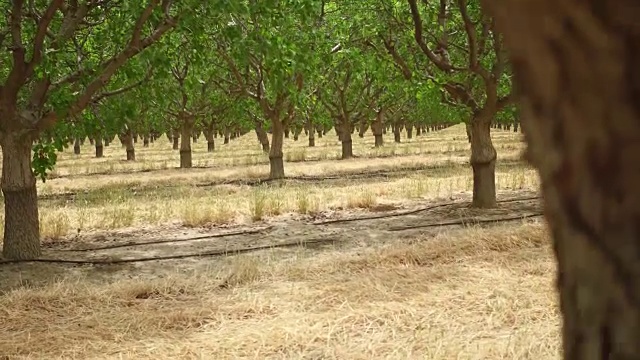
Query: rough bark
[
  {"left": 204, "top": 128, "right": 215, "bottom": 153},
  {"left": 372, "top": 110, "right": 385, "bottom": 147},
  {"left": 255, "top": 123, "right": 270, "bottom": 153},
  {"left": 308, "top": 122, "right": 316, "bottom": 147},
  {"left": 470, "top": 116, "right": 497, "bottom": 208},
  {"left": 393, "top": 125, "right": 401, "bottom": 143},
  {"left": 172, "top": 134, "right": 179, "bottom": 150},
  {"left": 180, "top": 120, "right": 193, "bottom": 168},
  {"left": 123, "top": 132, "right": 135, "bottom": 161},
  {"left": 484, "top": 0, "right": 640, "bottom": 357},
  {"left": 1, "top": 133, "right": 40, "bottom": 260},
  {"left": 340, "top": 121, "right": 353, "bottom": 159},
  {"left": 95, "top": 137, "right": 104, "bottom": 158},
  {"left": 269, "top": 119, "right": 285, "bottom": 179},
  {"left": 73, "top": 138, "right": 81, "bottom": 155}
]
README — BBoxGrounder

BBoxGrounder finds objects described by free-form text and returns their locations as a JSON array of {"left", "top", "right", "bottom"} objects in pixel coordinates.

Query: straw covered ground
[{"left": 0, "top": 124, "right": 560, "bottom": 359}]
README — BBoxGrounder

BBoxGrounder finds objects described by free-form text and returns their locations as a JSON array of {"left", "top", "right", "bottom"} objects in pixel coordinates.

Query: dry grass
[
  {"left": 0, "top": 223, "right": 560, "bottom": 359},
  {"left": 0, "top": 124, "right": 536, "bottom": 239},
  {"left": 0, "top": 125, "right": 561, "bottom": 358}
]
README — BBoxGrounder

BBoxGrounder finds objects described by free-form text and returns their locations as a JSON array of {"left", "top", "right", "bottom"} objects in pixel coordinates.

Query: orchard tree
[
  {"left": 0, "top": 1, "right": 195, "bottom": 260},
  {"left": 210, "top": 0, "right": 322, "bottom": 179},
  {"left": 482, "top": 0, "right": 640, "bottom": 357}
]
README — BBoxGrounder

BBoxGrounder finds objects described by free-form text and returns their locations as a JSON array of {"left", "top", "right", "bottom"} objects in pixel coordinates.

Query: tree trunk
[
  {"left": 255, "top": 123, "right": 270, "bottom": 153},
  {"left": 73, "top": 138, "right": 81, "bottom": 155},
  {"left": 308, "top": 123, "right": 315, "bottom": 147},
  {"left": 372, "top": 110, "right": 385, "bottom": 147},
  {"left": 317, "top": 128, "right": 323, "bottom": 138},
  {"left": 224, "top": 132, "right": 230, "bottom": 144},
  {"left": 180, "top": 121, "right": 193, "bottom": 169},
  {"left": 123, "top": 132, "right": 135, "bottom": 161},
  {"left": 95, "top": 137, "right": 104, "bottom": 158},
  {"left": 406, "top": 125, "right": 413, "bottom": 139},
  {"left": 204, "top": 128, "right": 215, "bottom": 153},
  {"left": 104, "top": 137, "right": 110, "bottom": 147},
  {"left": 484, "top": 1, "right": 640, "bottom": 358},
  {"left": 143, "top": 134, "right": 150, "bottom": 147},
  {"left": 1, "top": 134, "right": 40, "bottom": 260},
  {"left": 172, "top": 135, "right": 179, "bottom": 150},
  {"left": 393, "top": 125, "right": 401, "bottom": 143},
  {"left": 416, "top": 126, "right": 422, "bottom": 136},
  {"left": 89, "top": 137, "right": 95, "bottom": 145},
  {"left": 470, "top": 116, "right": 497, "bottom": 208},
  {"left": 269, "top": 119, "right": 285, "bottom": 179},
  {"left": 284, "top": 129, "right": 290, "bottom": 139},
  {"left": 293, "top": 127, "right": 301, "bottom": 141},
  {"left": 465, "top": 122, "right": 472, "bottom": 143},
  {"left": 340, "top": 121, "right": 353, "bottom": 159},
  {"left": 514, "top": 122, "right": 519, "bottom": 133}
]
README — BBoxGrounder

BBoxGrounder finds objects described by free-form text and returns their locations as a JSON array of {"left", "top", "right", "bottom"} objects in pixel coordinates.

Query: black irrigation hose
[
  {"left": 312, "top": 195, "right": 542, "bottom": 225},
  {"left": 0, "top": 212, "right": 544, "bottom": 266},
  {"left": 0, "top": 237, "right": 340, "bottom": 265},
  {"left": 388, "top": 212, "right": 544, "bottom": 231},
  {"left": 57, "top": 226, "right": 273, "bottom": 252}
]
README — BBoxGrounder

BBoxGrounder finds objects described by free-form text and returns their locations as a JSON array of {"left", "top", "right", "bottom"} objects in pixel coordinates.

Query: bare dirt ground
[{"left": 0, "top": 125, "right": 560, "bottom": 359}]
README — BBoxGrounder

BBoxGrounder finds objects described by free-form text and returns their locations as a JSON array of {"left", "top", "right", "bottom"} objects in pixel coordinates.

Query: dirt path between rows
[{"left": 0, "top": 190, "right": 543, "bottom": 293}]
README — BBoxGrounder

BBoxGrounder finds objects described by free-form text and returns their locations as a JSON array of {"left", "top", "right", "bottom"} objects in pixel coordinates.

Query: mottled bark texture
[{"left": 484, "top": 0, "right": 640, "bottom": 358}]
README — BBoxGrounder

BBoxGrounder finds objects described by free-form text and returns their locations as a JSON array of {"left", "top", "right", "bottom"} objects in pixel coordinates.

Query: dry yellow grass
[
  {"left": 9, "top": 124, "right": 536, "bottom": 239},
  {"left": 0, "top": 223, "right": 560, "bottom": 359},
  {"left": 0, "top": 125, "right": 560, "bottom": 358}
]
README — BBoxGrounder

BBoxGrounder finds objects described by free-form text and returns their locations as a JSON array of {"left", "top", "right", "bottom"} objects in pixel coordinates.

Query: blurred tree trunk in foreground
[{"left": 483, "top": 0, "right": 640, "bottom": 358}]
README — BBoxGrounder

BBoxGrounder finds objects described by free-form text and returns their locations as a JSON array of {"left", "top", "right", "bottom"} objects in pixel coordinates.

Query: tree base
[
  {"left": 269, "top": 156, "right": 285, "bottom": 179},
  {"left": 374, "top": 134, "right": 383, "bottom": 147},
  {"left": 126, "top": 149, "right": 135, "bottom": 161},
  {"left": 471, "top": 159, "right": 497, "bottom": 208},
  {"left": 95, "top": 145, "right": 104, "bottom": 158},
  {"left": 207, "top": 141, "right": 215, "bottom": 152},
  {"left": 180, "top": 150, "right": 193, "bottom": 168},
  {"left": 308, "top": 137, "right": 315, "bottom": 147},
  {"left": 341, "top": 140, "right": 353, "bottom": 159},
  {"left": 2, "top": 186, "right": 41, "bottom": 260}
]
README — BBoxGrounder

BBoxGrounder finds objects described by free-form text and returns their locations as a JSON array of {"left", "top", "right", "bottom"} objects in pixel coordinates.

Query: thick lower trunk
[
  {"left": 143, "top": 135, "right": 150, "bottom": 147},
  {"left": 416, "top": 127, "right": 422, "bottom": 136},
  {"left": 340, "top": 121, "right": 354, "bottom": 159},
  {"left": 255, "top": 124, "right": 270, "bottom": 153},
  {"left": 224, "top": 133, "right": 230, "bottom": 144},
  {"left": 484, "top": 2, "right": 640, "bottom": 358},
  {"left": 341, "top": 138, "right": 353, "bottom": 159},
  {"left": 179, "top": 120, "right": 194, "bottom": 169},
  {"left": 269, "top": 119, "right": 285, "bottom": 179},
  {"left": 374, "top": 134, "right": 384, "bottom": 147},
  {"left": 308, "top": 128, "right": 315, "bottom": 147},
  {"left": 317, "top": 129, "right": 323, "bottom": 138},
  {"left": 124, "top": 133, "right": 135, "bottom": 161},
  {"left": 372, "top": 110, "right": 385, "bottom": 147},
  {"left": 204, "top": 128, "right": 215, "bottom": 153},
  {"left": 172, "top": 135, "right": 179, "bottom": 150},
  {"left": 95, "top": 137, "right": 104, "bottom": 158},
  {"left": 1, "top": 135, "right": 40, "bottom": 260},
  {"left": 104, "top": 138, "right": 110, "bottom": 147},
  {"left": 406, "top": 126, "right": 413, "bottom": 139},
  {"left": 469, "top": 117, "right": 497, "bottom": 208},
  {"left": 393, "top": 128, "right": 401, "bottom": 143},
  {"left": 284, "top": 129, "right": 290, "bottom": 139},
  {"left": 73, "top": 138, "right": 81, "bottom": 155}
]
